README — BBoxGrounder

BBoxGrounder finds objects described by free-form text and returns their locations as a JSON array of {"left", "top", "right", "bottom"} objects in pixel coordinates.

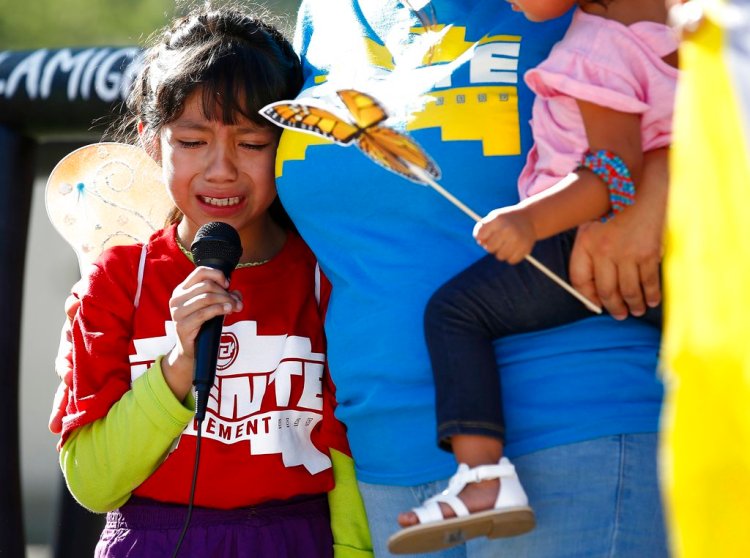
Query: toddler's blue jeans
[{"left": 424, "top": 230, "right": 662, "bottom": 449}]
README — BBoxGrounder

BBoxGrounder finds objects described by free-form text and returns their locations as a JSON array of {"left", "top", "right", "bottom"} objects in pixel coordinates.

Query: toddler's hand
[{"left": 473, "top": 208, "right": 536, "bottom": 264}]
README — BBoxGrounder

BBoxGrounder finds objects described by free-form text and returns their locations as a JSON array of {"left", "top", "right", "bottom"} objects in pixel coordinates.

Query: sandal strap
[
  {"left": 453, "top": 458, "right": 516, "bottom": 486},
  {"left": 413, "top": 492, "right": 471, "bottom": 524},
  {"left": 412, "top": 499, "right": 443, "bottom": 524},
  {"left": 409, "top": 458, "right": 524, "bottom": 526},
  {"left": 434, "top": 494, "right": 470, "bottom": 517}
]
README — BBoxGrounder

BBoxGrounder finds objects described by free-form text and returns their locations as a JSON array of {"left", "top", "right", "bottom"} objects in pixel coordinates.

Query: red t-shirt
[{"left": 62, "top": 225, "right": 348, "bottom": 509}]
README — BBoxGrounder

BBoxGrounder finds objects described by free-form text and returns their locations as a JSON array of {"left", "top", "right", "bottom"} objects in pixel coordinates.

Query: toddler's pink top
[{"left": 518, "top": 9, "right": 679, "bottom": 200}]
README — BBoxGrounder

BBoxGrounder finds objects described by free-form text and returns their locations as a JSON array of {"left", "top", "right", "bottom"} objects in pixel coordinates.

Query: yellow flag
[{"left": 662, "top": 1, "right": 750, "bottom": 557}]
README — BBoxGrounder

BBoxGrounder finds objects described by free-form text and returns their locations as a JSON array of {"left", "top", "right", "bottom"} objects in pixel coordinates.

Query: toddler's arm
[
  {"left": 475, "top": 101, "right": 643, "bottom": 264},
  {"left": 569, "top": 148, "right": 667, "bottom": 318}
]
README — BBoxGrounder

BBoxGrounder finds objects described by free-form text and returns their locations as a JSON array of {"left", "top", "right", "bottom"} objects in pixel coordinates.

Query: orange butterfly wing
[
  {"left": 261, "top": 101, "right": 360, "bottom": 145},
  {"left": 356, "top": 126, "right": 441, "bottom": 183},
  {"left": 262, "top": 91, "right": 441, "bottom": 184},
  {"left": 336, "top": 90, "right": 441, "bottom": 183},
  {"left": 337, "top": 89, "right": 388, "bottom": 129}
]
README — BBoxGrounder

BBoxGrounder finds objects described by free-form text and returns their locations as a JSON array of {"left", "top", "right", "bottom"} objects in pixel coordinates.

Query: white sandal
[{"left": 387, "top": 457, "right": 535, "bottom": 555}]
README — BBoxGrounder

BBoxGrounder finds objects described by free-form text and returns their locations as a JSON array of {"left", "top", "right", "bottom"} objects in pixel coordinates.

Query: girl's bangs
[{"left": 197, "top": 50, "right": 285, "bottom": 127}]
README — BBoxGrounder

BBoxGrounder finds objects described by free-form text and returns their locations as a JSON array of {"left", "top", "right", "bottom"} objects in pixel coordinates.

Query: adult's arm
[
  {"left": 60, "top": 358, "right": 194, "bottom": 512},
  {"left": 569, "top": 147, "right": 669, "bottom": 319},
  {"left": 48, "top": 293, "right": 80, "bottom": 435}
]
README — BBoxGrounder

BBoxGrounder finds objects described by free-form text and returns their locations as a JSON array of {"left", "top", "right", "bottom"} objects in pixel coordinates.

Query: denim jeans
[
  {"left": 358, "top": 433, "right": 669, "bottom": 558},
  {"left": 424, "top": 230, "right": 662, "bottom": 448}
]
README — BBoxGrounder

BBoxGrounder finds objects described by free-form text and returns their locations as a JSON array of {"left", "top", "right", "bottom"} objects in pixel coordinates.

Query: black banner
[{"left": 0, "top": 47, "right": 143, "bottom": 135}]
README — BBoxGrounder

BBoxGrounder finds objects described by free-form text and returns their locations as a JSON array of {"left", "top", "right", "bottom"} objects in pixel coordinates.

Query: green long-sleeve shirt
[{"left": 60, "top": 357, "right": 372, "bottom": 557}]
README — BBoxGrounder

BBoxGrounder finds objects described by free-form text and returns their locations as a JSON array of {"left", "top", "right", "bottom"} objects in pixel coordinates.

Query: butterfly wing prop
[
  {"left": 335, "top": 89, "right": 441, "bottom": 183},
  {"left": 261, "top": 101, "right": 361, "bottom": 145},
  {"left": 337, "top": 89, "right": 388, "bottom": 129},
  {"left": 358, "top": 125, "right": 441, "bottom": 183},
  {"left": 261, "top": 90, "right": 441, "bottom": 184},
  {"left": 45, "top": 142, "right": 173, "bottom": 274}
]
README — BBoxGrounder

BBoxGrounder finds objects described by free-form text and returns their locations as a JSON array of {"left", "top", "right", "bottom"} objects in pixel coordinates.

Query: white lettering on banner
[
  {"left": 3, "top": 50, "right": 46, "bottom": 99},
  {"left": 40, "top": 49, "right": 97, "bottom": 99},
  {"left": 129, "top": 319, "right": 329, "bottom": 474},
  {"left": 94, "top": 49, "right": 139, "bottom": 101},
  {"left": 0, "top": 47, "right": 141, "bottom": 101}
]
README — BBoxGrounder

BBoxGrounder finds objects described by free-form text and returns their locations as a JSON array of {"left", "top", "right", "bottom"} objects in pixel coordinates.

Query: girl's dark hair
[
  {"left": 128, "top": 3, "right": 301, "bottom": 142},
  {"left": 118, "top": 3, "right": 302, "bottom": 228}
]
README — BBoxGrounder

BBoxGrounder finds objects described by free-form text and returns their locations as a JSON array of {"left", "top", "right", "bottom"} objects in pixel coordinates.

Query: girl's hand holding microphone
[{"left": 161, "top": 266, "right": 243, "bottom": 401}]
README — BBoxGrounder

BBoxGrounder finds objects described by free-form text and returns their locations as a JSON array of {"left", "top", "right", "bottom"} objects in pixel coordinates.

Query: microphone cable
[{"left": 171, "top": 417, "right": 204, "bottom": 558}]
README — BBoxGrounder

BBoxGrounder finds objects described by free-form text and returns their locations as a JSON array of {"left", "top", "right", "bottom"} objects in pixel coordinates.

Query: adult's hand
[
  {"left": 48, "top": 292, "right": 81, "bottom": 434},
  {"left": 569, "top": 148, "right": 669, "bottom": 319}
]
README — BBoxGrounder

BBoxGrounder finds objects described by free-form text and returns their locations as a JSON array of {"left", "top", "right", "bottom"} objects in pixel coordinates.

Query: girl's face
[
  {"left": 506, "top": 0, "right": 577, "bottom": 22},
  {"left": 154, "top": 89, "right": 280, "bottom": 245}
]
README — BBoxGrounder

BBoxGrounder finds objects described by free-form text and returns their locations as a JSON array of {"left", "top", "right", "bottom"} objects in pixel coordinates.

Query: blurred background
[
  {"left": 0, "top": 0, "right": 302, "bottom": 50},
  {"left": 0, "top": 1, "right": 301, "bottom": 556}
]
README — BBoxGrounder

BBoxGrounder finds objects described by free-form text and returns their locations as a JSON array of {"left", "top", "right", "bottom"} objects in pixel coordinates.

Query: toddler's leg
[
  {"left": 391, "top": 233, "right": 584, "bottom": 551},
  {"left": 641, "top": 301, "right": 663, "bottom": 328},
  {"left": 425, "top": 230, "right": 587, "bottom": 450}
]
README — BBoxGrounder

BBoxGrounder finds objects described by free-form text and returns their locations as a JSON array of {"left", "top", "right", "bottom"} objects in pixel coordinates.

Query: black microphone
[{"left": 190, "top": 222, "right": 242, "bottom": 421}]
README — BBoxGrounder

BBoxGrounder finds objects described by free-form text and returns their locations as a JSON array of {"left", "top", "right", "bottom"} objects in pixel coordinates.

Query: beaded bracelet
[{"left": 579, "top": 149, "right": 636, "bottom": 222}]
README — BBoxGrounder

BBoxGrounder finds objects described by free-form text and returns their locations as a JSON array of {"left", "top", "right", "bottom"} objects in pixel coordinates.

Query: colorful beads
[{"left": 579, "top": 149, "right": 636, "bottom": 222}]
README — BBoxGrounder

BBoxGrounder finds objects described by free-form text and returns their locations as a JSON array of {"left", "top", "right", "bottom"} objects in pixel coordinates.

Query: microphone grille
[{"left": 190, "top": 222, "right": 243, "bottom": 274}]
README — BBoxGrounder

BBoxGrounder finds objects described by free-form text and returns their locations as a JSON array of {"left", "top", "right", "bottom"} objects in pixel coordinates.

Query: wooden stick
[{"left": 407, "top": 164, "right": 602, "bottom": 314}]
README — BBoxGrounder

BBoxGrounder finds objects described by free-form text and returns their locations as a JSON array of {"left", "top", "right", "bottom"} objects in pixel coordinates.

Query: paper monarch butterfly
[{"left": 260, "top": 89, "right": 441, "bottom": 184}]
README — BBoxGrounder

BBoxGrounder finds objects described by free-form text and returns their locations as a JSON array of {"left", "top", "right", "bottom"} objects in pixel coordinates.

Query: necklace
[{"left": 175, "top": 236, "right": 270, "bottom": 268}]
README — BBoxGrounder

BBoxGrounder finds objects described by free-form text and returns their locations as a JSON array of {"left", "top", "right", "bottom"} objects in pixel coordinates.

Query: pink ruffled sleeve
[{"left": 525, "top": 46, "right": 650, "bottom": 115}]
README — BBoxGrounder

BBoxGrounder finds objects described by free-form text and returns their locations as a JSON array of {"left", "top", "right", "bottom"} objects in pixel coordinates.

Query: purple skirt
[{"left": 95, "top": 494, "right": 334, "bottom": 558}]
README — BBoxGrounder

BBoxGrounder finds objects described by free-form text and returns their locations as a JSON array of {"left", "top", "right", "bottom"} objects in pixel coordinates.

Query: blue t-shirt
[{"left": 276, "top": 0, "right": 663, "bottom": 485}]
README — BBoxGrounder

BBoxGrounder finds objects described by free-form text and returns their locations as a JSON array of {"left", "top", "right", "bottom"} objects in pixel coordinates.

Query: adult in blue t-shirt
[{"left": 276, "top": 1, "right": 669, "bottom": 557}]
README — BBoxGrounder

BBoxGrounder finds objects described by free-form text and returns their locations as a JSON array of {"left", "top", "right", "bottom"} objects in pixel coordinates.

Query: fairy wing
[
  {"left": 356, "top": 126, "right": 442, "bottom": 184},
  {"left": 337, "top": 89, "right": 389, "bottom": 130},
  {"left": 261, "top": 101, "right": 361, "bottom": 145},
  {"left": 45, "top": 142, "right": 173, "bottom": 274}
]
